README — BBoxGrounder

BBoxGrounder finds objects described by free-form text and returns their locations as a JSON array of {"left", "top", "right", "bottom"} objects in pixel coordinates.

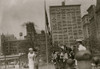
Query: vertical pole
[
  {"left": 19, "top": 32, "right": 23, "bottom": 69},
  {"left": 4, "top": 55, "right": 6, "bottom": 69},
  {"left": 64, "top": 0, "right": 66, "bottom": 4},
  {"left": 45, "top": 15, "right": 49, "bottom": 69},
  {"left": 44, "top": 0, "right": 49, "bottom": 68},
  {"left": 19, "top": 55, "right": 20, "bottom": 69},
  {"left": 4, "top": 40, "right": 7, "bottom": 69}
]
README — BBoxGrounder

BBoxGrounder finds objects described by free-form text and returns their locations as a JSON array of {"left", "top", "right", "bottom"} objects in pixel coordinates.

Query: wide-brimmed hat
[
  {"left": 29, "top": 48, "right": 33, "bottom": 51},
  {"left": 76, "top": 39, "right": 82, "bottom": 42}
]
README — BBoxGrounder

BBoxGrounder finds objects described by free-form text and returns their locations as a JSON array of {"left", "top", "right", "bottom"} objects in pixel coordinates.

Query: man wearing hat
[
  {"left": 76, "top": 39, "right": 86, "bottom": 51},
  {"left": 74, "top": 39, "right": 87, "bottom": 67}
]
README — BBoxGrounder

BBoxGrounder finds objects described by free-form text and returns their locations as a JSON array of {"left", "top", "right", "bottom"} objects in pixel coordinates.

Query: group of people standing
[
  {"left": 27, "top": 39, "right": 87, "bottom": 69},
  {"left": 52, "top": 39, "right": 87, "bottom": 69}
]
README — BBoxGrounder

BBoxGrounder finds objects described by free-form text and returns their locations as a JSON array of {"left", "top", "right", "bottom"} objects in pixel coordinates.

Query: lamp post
[
  {"left": 3, "top": 38, "right": 7, "bottom": 69},
  {"left": 19, "top": 32, "right": 23, "bottom": 69},
  {"left": 19, "top": 32, "right": 23, "bottom": 40}
]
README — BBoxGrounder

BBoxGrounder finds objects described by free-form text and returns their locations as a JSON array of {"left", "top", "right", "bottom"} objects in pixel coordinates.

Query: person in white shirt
[
  {"left": 28, "top": 48, "right": 36, "bottom": 69},
  {"left": 77, "top": 41, "right": 86, "bottom": 51}
]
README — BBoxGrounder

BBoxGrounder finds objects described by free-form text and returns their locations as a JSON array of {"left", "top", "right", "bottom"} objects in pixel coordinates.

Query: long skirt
[{"left": 29, "top": 61, "right": 34, "bottom": 69}]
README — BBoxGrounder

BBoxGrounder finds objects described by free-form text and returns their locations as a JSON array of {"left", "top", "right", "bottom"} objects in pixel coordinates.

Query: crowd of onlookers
[
  {"left": 52, "top": 45, "right": 77, "bottom": 69},
  {"left": 51, "top": 39, "right": 100, "bottom": 69}
]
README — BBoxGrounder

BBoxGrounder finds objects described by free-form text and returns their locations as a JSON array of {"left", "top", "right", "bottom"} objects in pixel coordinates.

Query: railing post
[{"left": 4, "top": 55, "right": 7, "bottom": 69}]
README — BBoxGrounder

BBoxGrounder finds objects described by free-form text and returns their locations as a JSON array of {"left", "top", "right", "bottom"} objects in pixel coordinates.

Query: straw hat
[
  {"left": 29, "top": 48, "right": 33, "bottom": 51},
  {"left": 76, "top": 39, "right": 82, "bottom": 42}
]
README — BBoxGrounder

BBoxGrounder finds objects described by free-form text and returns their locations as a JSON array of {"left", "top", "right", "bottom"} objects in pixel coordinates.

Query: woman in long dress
[{"left": 28, "top": 48, "right": 36, "bottom": 69}]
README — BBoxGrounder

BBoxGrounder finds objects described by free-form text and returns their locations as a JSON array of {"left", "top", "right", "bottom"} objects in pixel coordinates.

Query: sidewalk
[{"left": 0, "top": 64, "right": 55, "bottom": 69}]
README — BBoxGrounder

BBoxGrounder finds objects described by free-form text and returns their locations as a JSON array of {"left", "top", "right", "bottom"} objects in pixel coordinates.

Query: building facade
[
  {"left": 96, "top": 0, "right": 100, "bottom": 53},
  {"left": 50, "top": 3, "right": 83, "bottom": 46},
  {"left": 2, "top": 40, "right": 27, "bottom": 55},
  {"left": 82, "top": 14, "right": 90, "bottom": 39},
  {"left": 82, "top": 14, "right": 90, "bottom": 48},
  {"left": 87, "top": 5, "right": 98, "bottom": 53},
  {"left": 1, "top": 34, "right": 17, "bottom": 55}
]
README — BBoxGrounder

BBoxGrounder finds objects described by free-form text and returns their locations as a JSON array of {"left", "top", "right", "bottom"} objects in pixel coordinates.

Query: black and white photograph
[{"left": 0, "top": 0, "right": 100, "bottom": 69}]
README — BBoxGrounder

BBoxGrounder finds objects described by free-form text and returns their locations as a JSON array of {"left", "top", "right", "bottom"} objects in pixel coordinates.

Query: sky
[{"left": 0, "top": 0, "right": 96, "bottom": 38}]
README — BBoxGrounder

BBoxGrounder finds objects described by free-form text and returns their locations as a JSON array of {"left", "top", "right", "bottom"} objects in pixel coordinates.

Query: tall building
[
  {"left": 25, "top": 22, "right": 36, "bottom": 40},
  {"left": 25, "top": 22, "right": 37, "bottom": 49},
  {"left": 87, "top": 5, "right": 98, "bottom": 53},
  {"left": 96, "top": 0, "right": 100, "bottom": 40},
  {"left": 96, "top": 0, "right": 100, "bottom": 53},
  {"left": 50, "top": 2, "right": 83, "bottom": 46}
]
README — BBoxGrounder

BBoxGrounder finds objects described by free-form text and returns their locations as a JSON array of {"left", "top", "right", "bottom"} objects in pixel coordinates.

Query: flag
[{"left": 44, "top": 1, "right": 51, "bottom": 35}]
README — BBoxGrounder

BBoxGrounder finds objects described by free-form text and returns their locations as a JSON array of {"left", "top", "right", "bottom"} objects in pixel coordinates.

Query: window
[
  {"left": 58, "top": 28, "right": 62, "bottom": 30},
  {"left": 69, "top": 33, "right": 73, "bottom": 35},
  {"left": 64, "top": 30, "right": 67, "bottom": 32},
  {"left": 58, "top": 31, "right": 62, "bottom": 33},
  {"left": 69, "top": 40, "right": 74, "bottom": 42},
  {"left": 53, "top": 28, "right": 57, "bottom": 30},
  {"left": 54, "top": 37, "right": 57, "bottom": 40},
  {"left": 63, "top": 21, "right": 66, "bottom": 23},
  {"left": 73, "top": 26, "right": 77, "bottom": 29},
  {"left": 68, "top": 27, "right": 72, "bottom": 29},
  {"left": 57, "top": 14, "right": 60, "bottom": 17},
  {"left": 79, "top": 32, "right": 82, "bottom": 35},
  {"left": 57, "top": 12, "right": 60, "bottom": 14},
  {"left": 63, "top": 27, "right": 67, "bottom": 29},
  {"left": 58, "top": 22, "right": 61, "bottom": 24},
  {"left": 54, "top": 35, "right": 57, "bottom": 37},
  {"left": 63, "top": 24, "right": 67, "bottom": 26},
  {"left": 74, "top": 33, "right": 77, "bottom": 35},
  {"left": 77, "top": 22, "right": 81, "bottom": 25},
  {"left": 69, "top": 36, "right": 73, "bottom": 39},
  {"left": 77, "top": 19, "right": 81, "bottom": 22},
  {"left": 76, "top": 11, "right": 80, "bottom": 14},
  {"left": 77, "top": 16, "right": 81, "bottom": 18},
  {"left": 62, "top": 16, "right": 66, "bottom": 19},
  {"left": 68, "top": 24, "right": 72, "bottom": 26},
  {"left": 78, "top": 26, "right": 81, "bottom": 28}
]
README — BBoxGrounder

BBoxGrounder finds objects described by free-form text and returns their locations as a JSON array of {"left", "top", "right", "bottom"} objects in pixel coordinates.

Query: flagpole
[
  {"left": 44, "top": 0, "right": 49, "bottom": 68},
  {"left": 45, "top": 20, "right": 49, "bottom": 69}
]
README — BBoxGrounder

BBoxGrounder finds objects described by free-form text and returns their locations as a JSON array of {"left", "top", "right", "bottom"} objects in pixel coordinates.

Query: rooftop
[
  {"left": 50, "top": 4, "right": 81, "bottom": 8},
  {"left": 87, "top": 5, "right": 95, "bottom": 12}
]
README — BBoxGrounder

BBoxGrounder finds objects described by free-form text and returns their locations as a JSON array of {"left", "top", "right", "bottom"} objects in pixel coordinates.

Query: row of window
[
  {"left": 53, "top": 38, "right": 76, "bottom": 43},
  {"left": 52, "top": 27, "right": 82, "bottom": 30},
  {"left": 52, "top": 31, "right": 82, "bottom": 36},
  {"left": 52, "top": 21, "right": 81, "bottom": 25},
  {"left": 50, "top": 9, "right": 80, "bottom": 13},
  {"left": 51, "top": 14, "right": 81, "bottom": 17},
  {"left": 50, "top": 13, "right": 80, "bottom": 17},
  {"left": 52, "top": 22, "right": 81, "bottom": 25},
  {"left": 51, "top": 14, "right": 81, "bottom": 19},
  {"left": 51, "top": 18, "right": 81, "bottom": 22}
]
